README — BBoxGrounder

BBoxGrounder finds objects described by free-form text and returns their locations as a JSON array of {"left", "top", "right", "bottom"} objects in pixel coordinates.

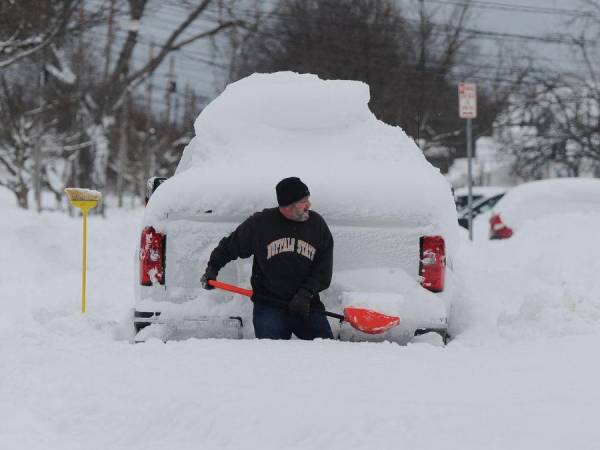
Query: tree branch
[
  {"left": 0, "top": 0, "right": 81, "bottom": 69},
  {"left": 123, "top": 4, "right": 241, "bottom": 87}
]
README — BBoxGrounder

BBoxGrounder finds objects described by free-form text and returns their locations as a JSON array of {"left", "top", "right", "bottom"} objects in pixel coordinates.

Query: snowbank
[
  {"left": 494, "top": 177, "right": 600, "bottom": 229},
  {"left": 453, "top": 212, "right": 600, "bottom": 342}
]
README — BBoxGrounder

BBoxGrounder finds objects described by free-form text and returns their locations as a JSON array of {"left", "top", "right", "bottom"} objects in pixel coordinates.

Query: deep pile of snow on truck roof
[{"left": 145, "top": 72, "right": 458, "bottom": 253}]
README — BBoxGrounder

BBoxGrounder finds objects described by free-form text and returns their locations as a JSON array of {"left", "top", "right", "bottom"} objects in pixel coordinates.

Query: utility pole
[
  {"left": 33, "top": 58, "right": 46, "bottom": 213},
  {"left": 165, "top": 55, "right": 176, "bottom": 126},
  {"left": 416, "top": 0, "right": 426, "bottom": 147},
  {"left": 174, "top": 89, "right": 180, "bottom": 127},
  {"left": 103, "top": 0, "right": 116, "bottom": 81},
  {"left": 117, "top": 89, "right": 130, "bottom": 207},
  {"left": 142, "top": 43, "right": 155, "bottom": 201}
]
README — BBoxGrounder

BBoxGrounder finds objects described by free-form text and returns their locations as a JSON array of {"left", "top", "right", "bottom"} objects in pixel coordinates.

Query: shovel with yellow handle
[{"left": 64, "top": 188, "right": 102, "bottom": 313}]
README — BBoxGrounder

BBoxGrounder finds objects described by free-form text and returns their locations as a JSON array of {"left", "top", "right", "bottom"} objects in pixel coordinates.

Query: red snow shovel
[{"left": 208, "top": 280, "right": 400, "bottom": 335}]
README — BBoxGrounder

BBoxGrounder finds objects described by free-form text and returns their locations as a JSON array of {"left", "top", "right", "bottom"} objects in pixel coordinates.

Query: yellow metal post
[
  {"left": 81, "top": 207, "right": 88, "bottom": 313},
  {"left": 71, "top": 201, "right": 97, "bottom": 314},
  {"left": 64, "top": 189, "right": 101, "bottom": 314}
]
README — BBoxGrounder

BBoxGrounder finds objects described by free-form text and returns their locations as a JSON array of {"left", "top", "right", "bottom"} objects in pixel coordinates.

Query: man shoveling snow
[{"left": 201, "top": 177, "right": 335, "bottom": 340}]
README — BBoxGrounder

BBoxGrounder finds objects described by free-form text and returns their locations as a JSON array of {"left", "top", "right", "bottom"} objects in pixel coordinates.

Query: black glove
[
  {"left": 289, "top": 287, "right": 313, "bottom": 317},
  {"left": 200, "top": 266, "right": 219, "bottom": 290}
]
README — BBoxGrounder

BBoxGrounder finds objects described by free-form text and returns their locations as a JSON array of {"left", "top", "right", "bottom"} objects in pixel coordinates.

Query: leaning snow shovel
[{"left": 208, "top": 280, "right": 400, "bottom": 335}]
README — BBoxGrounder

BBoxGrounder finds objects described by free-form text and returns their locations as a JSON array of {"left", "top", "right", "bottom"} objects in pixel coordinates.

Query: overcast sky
[
  {"left": 476, "top": 0, "right": 575, "bottom": 32},
  {"left": 133, "top": 0, "right": 590, "bottom": 115},
  {"left": 465, "top": 0, "right": 584, "bottom": 66}
]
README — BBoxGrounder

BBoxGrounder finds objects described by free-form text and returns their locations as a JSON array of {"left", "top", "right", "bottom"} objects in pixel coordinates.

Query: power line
[
  {"left": 94, "top": 38, "right": 556, "bottom": 93},
  {"left": 91, "top": 28, "right": 568, "bottom": 93},
  {"left": 149, "top": 2, "right": 577, "bottom": 47},
  {"left": 423, "top": 0, "right": 586, "bottom": 17},
  {"left": 91, "top": 0, "right": 597, "bottom": 68},
  {"left": 83, "top": 2, "right": 600, "bottom": 98},
  {"left": 102, "top": 2, "right": 591, "bottom": 69},
  {"left": 194, "top": 3, "right": 589, "bottom": 46}
]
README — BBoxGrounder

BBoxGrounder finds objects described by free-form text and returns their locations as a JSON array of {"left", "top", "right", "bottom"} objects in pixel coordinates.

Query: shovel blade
[{"left": 343, "top": 307, "right": 401, "bottom": 335}]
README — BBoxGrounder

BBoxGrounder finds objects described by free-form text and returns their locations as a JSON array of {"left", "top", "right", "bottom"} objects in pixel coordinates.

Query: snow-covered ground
[{"left": 2, "top": 185, "right": 600, "bottom": 450}]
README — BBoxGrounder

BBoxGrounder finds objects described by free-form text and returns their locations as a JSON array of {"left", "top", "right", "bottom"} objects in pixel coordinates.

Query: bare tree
[
  {"left": 77, "top": 0, "right": 243, "bottom": 210},
  {"left": 0, "top": 77, "right": 38, "bottom": 207},
  {"left": 494, "top": 0, "right": 600, "bottom": 180},
  {"left": 230, "top": 0, "right": 413, "bottom": 125},
  {"left": 496, "top": 74, "right": 600, "bottom": 180},
  {"left": 227, "top": 0, "right": 518, "bottom": 170},
  {"left": 0, "top": 72, "right": 88, "bottom": 208},
  {"left": 0, "top": 0, "right": 103, "bottom": 69},
  {"left": 0, "top": 1, "right": 241, "bottom": 209}
]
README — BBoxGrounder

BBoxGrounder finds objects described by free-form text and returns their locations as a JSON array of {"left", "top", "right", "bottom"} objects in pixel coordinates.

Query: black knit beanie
[{"left": 276, "top": 177, "right": 310, "bottom": 206}]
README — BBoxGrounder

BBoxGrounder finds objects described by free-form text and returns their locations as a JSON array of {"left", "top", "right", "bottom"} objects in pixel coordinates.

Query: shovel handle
[
  {"left": 208, "top": 280, "right": 253, "bottom": 297},
  {"left": 207, "top": 279, "right": 345, "bottom": 321}
]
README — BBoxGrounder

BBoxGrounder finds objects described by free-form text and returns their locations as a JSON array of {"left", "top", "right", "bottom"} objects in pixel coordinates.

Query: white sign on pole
[{"left": 458, "top": 82, "right": 477, "bottom": 119}]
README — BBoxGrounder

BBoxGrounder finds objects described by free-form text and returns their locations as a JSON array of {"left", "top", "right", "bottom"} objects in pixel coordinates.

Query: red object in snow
[
  {"left": 489, "top": 214, "right": 513, "bottom": 239},
  {"left": 342, "top": 307, "right": 401, "bottom": 335},
  {"left": 420, "top": 235, "right": 446, "bottom": 292},
  {"left": 140, "top": 226, "right": 166, "bottom": 285}
]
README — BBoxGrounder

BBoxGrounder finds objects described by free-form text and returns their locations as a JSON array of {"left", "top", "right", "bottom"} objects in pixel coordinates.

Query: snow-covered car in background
[
  {"left": 457, "top": 190, "right": 506, "bottom": 230},
  {"left": 489, "top": 178, "right": 600, "bottom": 239},
  {"left": 454, "top": 186, "right": 506, "bottom": 211},
  {"left": 134, "top": 72, "right": 460, "bottom": 344}
]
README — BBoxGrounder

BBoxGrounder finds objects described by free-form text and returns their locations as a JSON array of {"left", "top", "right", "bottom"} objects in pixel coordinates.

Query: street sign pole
[
  {"left": 458, "top": 82, "right": 477, "bottom": 241},
  {"left": 466, "top": 118, "right": 473, "bottom": 241}
]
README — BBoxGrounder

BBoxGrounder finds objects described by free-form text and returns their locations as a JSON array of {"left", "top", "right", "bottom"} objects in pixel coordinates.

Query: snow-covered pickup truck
[{"left": 134, "top": 72, "right": 460, "bottom": 344}]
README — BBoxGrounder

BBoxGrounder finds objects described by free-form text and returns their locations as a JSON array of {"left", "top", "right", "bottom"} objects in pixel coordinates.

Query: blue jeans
[{"left": 253, "top": 302, "right": 334, "bottom": 340}]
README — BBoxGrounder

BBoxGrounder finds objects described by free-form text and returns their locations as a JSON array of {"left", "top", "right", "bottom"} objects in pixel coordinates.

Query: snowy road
[
  {"left": 2, "top": 190, "right": 600, "bottom": 449},
  {"left": 4, "top": 332, "right": 599, "bottom": 449}
]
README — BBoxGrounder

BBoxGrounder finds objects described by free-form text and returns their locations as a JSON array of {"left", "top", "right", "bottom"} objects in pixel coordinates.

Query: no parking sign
[{"left": 459, "top": 82, "right": 477, "bottom": 119}]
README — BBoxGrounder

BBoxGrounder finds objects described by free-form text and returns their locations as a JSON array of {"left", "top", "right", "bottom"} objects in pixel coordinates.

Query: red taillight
[
  {"left": 140, "top": 226, "right": 165, "bottom": 286},
  {"left": 419, "top": 235, "right": 445, "bottom": 292},
  {"left": 489, "top": 214, "right": 513, "bottom": 239}
]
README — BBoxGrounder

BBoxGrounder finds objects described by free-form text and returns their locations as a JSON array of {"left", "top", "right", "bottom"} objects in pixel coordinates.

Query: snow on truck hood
[{"left": 146, "top": 72, "right": 458, "bottom": 247}]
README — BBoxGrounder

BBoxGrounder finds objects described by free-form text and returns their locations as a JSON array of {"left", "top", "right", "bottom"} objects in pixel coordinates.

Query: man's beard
[{"left": 293, "top": 210, "right": 309, "bottom": 222}]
